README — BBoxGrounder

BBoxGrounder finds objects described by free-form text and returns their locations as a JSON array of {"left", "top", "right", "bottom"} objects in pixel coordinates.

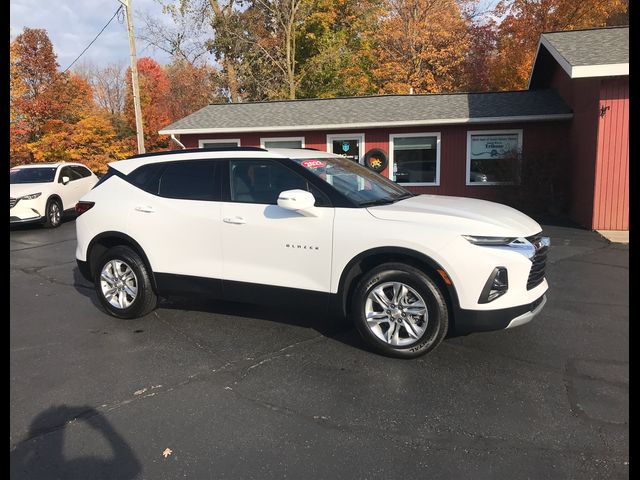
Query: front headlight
[
  {"left": 20, "top": 193, "right": 42, "bottom": 200},
  {"left": 462, "top": 235, "right": 517, "bottom": 246}
]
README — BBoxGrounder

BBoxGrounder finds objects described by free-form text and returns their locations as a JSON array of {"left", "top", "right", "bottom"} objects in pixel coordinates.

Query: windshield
[
  {"left": 293, "top": 156, "right": 412, "bottom": 206},
  {"left": 10, "top": 167, "right": 57, "bottom": 184}
]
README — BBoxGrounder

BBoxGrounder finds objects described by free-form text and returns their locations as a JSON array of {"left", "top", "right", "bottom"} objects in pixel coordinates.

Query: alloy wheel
[
  {"left": 100, "top": 260, "right": 138, "bottom": 309},
  {"left": 364, "top": 281, "right": 428, "bottom": 346}
]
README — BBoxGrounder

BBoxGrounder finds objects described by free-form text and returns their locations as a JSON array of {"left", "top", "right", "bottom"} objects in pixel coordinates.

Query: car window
[
  {"left": 158, "top": 161, "right": 220, "bottom": 201},
  {"left": 128, "top": 163, "right": 165, "bottom": 195},
  {"left": 229, "top": 159, "right": 329, "bottom": 206},
  {"left": 71, "top": 166, "right": 92, "bottom": 178},
  {"left": 58, "top": 166, "right": 82, "bottom": 182},
  {"left": 10, "top": 167, "right": 57, "bottom": 184}
]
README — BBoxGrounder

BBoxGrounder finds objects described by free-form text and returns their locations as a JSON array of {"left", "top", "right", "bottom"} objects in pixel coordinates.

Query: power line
[{"left": 61, "top": 6, "right": 123, "bottom": 73}]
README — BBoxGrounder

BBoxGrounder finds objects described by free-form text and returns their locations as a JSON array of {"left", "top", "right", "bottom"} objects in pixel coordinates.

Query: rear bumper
[{"left": 453, "top": 295, "right": 546, "bottom": 334}]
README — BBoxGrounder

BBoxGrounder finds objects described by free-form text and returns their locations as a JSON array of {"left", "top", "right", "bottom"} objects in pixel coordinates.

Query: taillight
[{"left": 75, "top": 201, "right": 95, "bottom": 216}]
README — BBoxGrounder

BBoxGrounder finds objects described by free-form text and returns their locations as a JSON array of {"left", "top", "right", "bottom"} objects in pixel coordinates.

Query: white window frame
[
  {"left": 388, "top": 132, "right": 441, "bottom": 186},
  {"left": 198, "top": 138, "right": 241, "bottom": 148},
  {"left": 326, "top": 133, "right": 366, "bottom": 164},
  {"left": 260, "top": 136, "right": 306, "bottom": 149},
  {"left": 466, "top": 129, "right": 523, "bottom": 186}
]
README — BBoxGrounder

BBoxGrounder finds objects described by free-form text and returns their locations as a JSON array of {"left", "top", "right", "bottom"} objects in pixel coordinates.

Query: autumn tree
[
  {"left": 124, "top": 57, "right": 171, "bottom": 151},
  {"left": 140, "top": 0, "right": 211, "bottom": 65},
  {"left": 75, "top": 61, "right": 127, "bottom": 115},
  {"left": 29, "top": 115, "right": 130, "bottom": 174},
  {"left": 489, "top": 0, "right": 628, "bottom": 90},
  {"left": 165, "top": 59, "right": 225, "bottom": 120},
  {"left": 239, "top": 0, "right": 312, "bottom": 99},
  {"left": 372, "top": 0, "right": 470, "bottom": 94},
  {"left": 296, "top": 0, "right": 381, "bottom": 98},
  {"left": 141, "top": 0, "right": 244, "bottom": 102},
  {"left": 11, "top": 28, "right": 96, "bottom": 164}
]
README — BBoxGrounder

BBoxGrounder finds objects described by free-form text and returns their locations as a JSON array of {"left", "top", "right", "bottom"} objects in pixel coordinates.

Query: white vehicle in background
[
  {"left": 10, "top": 163, "right": 99, "bottom": 228},
  {"left": 75, "top": 147, "right": 549, "bottom": 358}
]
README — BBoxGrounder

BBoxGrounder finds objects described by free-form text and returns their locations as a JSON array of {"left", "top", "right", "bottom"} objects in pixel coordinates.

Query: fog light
[{"left": 479, "top": 267, "right": 508, "bottom": 304}]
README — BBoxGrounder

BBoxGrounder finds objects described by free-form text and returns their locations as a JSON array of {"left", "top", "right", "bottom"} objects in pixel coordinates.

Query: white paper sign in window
[{"left": 468, "top": 131, "right": 522, "bottom": 184}]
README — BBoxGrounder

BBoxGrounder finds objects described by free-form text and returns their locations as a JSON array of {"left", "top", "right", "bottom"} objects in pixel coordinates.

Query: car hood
[
  {"left": 10, "top": 183, "right": 52, "bottom": 198},
  {"left": 367, "top": 194, "right": 542, "bottom": 237}
]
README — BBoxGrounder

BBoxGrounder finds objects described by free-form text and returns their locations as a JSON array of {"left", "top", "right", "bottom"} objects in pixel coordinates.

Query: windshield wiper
[{"left": 359, "top": 199, "right": 396, "bottom": 207}]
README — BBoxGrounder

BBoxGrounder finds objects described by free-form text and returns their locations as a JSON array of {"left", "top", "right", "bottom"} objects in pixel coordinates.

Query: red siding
[
  {"left": 181, "top": 121, "right": 569, "bottom": 203},
  {"left": 549, "top": 66, "right": 602, "bottom": 229},
  {"left": 593, "top": 77, "right": 629, "bottom": 230}
]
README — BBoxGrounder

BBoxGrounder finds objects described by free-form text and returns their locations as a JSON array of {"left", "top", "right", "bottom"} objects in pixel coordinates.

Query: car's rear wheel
[
  {"left": 351, "top": 263, "right": 449, "bottom": 358},
  {"left": 43, "top": 198, "right": 62, "bottom": 228},
  {"left": 94, "top": 246, "right": 157, "bottom": 319}
]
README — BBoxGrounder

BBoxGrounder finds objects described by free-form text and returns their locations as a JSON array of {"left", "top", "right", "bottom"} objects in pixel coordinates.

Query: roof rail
[{"left": 127, "top": 146, "right": 267, "bottom": 160}]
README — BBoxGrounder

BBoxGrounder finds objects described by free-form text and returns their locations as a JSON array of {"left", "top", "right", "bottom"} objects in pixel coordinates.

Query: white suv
[
  {"left": 75, "top": 147, "right": 549, "bottom": 358},
  {"left": 10, "top": 163, "right": 99, "bottom": 228}
]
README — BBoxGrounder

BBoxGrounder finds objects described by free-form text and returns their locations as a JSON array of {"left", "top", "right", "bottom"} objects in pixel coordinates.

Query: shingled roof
[
  {"left": 533, "top": 26, "right": 629, "bottom": 81},
  {"left": 159, "top": 89, "right": 572, "bottom": 135}
]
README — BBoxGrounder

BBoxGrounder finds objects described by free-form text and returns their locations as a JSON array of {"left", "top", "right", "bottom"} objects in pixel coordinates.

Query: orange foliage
[
  {"left": 372, "top": 0, "right": 469, "bottom": 94},
  {"left": 490, "top": 0, "right": 628, "bottom": 90},
  {"left": 124, "top": 57, "right": 171, "bottom": 152},
  {"left": 28, "top": 114, "right": 131, "bottom": 174}
]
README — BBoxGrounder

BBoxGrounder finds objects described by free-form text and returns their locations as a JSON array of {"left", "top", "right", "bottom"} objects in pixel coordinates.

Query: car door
[
  {"left": 220, "top": 158, "right": 335, "bottom": 296},
  {"left": 71, "top": 165, "right": 99, "bottom": 195},
  {"left": 57, "top": 166, "right": 85, "bottom": 209},
  {"left": 126, "top": 160, "right": 224, "bottom": 289}
]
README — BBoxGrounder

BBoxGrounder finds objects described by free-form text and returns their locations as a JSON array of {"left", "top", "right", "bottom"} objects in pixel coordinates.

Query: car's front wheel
[
  {"left": 94, "top": 246, "right": 157, "bottom": 319},
  {"left": 43, "top": 198, "right": 62, "bottom": 228},
  {"left": 351, "top": 263, "right": 449, "bottom": 358}
]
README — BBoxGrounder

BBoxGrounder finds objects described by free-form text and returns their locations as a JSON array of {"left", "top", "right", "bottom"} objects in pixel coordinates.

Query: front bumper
[
  {"left": 453, "top": 294, "right": 546, "bottom": 334},
  {"left": 10, "top": 199, "right": 45, "bottom": 223}
]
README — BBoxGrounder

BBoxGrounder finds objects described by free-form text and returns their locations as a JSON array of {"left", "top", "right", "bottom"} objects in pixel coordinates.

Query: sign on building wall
[
  {"left": 469, "top": 133, "right": 521, "bottom": 160},
  {"left": 466, "top": 130, "right": 523, "bottom": 184}
]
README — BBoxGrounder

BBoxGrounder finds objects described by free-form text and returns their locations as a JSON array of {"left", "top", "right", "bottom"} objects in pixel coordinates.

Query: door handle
[
  {"left": 223, "top": 216, "right": 246, "bottom": 225},
  {"left": 134, "top": 205, "right": 155, "bottom": 213}
]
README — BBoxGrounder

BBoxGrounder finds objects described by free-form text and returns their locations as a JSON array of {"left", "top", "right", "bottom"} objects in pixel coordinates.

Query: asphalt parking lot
[{"left": 10, "top": 219, "right": 628, "bottom": 479}]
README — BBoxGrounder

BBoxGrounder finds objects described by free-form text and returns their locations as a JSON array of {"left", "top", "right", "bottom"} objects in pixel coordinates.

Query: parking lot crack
[{"left": 239, "top": 335, "right": 325, "bottom": 379}]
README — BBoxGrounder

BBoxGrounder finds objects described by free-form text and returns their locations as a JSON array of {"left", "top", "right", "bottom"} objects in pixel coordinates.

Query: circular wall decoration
[{"left": 364, "top": 148, "right": 388, "bottom": 173}]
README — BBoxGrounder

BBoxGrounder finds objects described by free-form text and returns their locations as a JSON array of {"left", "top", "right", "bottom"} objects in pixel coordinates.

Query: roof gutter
[{"left": 159, "top": 113, "right": 574, "bottom": 135}]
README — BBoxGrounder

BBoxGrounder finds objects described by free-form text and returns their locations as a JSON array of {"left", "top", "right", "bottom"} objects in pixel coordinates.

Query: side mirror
[
  {"left": 277, "top": 189, "right": 317, "bottom": 217},
  {"left": 61, "top": 176, "right": 70, "bottom": 185}
]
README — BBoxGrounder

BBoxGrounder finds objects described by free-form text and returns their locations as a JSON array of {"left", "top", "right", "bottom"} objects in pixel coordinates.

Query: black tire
[
  {"left": 43, "top": 198, "right": 62, "bottom": 228},
  {"left": 94, "top": 246, "right": 157, "bottom": 319},
  {"left": 351, "top": 262, "right": 449, "bottom": 358}
]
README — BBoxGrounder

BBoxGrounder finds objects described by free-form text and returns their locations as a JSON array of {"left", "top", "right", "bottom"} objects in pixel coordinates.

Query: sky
[
  {"left": 10, "top": 0, "right": 502, "bottom": 72},
  {"left": 10, "top": 0, "right": 174, "bottom": 69}
]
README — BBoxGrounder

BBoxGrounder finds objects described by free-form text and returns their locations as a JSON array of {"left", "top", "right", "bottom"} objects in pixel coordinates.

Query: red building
[{"left": 160, "top": 27, "right": 628, "bottom": 233}]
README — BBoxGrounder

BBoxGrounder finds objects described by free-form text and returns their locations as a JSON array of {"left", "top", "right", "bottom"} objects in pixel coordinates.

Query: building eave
[
  {"left": 159, "top": 114, "right": 574, "bottom": 135},
  {"left": 529, "top": 36, "right": 629, "bottom": 87}
]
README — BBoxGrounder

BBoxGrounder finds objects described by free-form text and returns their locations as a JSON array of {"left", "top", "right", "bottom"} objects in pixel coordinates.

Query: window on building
[
  {"left": 262, "top": 137, "right": 305, "bottom": 149},
  {"left": 466, "top": 130, "right": 522, "bottom": 185},
  {"left": 158, "top": 161, "right": 220, "bottom": 201},
  {"left": 199, "top": 139, "right": 240, "bottom": 149},
  {"left": 390, "top": 134, "right": 439, "bottom": 185}
]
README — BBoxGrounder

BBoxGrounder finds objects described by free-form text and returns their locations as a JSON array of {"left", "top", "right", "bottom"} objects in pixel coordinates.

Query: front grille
[
  {"left": 526, "top": 232, "right": 548, "bottom": 290},
  {"left": 10, "top": 198, "right": 17, "bottom": 209}
]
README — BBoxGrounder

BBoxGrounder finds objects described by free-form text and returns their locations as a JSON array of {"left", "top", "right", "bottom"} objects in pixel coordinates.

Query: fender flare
[
  {"left": 335, "top": 246, "right": 460, "bottom": 321},
  {"left": 86, "top": 231, "right": 158, "bottom": 292}
]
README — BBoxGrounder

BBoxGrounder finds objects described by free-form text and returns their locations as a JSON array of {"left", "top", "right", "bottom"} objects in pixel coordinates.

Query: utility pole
[{"left": 120, "top": 0, "right": 145, "bottom": 154}]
